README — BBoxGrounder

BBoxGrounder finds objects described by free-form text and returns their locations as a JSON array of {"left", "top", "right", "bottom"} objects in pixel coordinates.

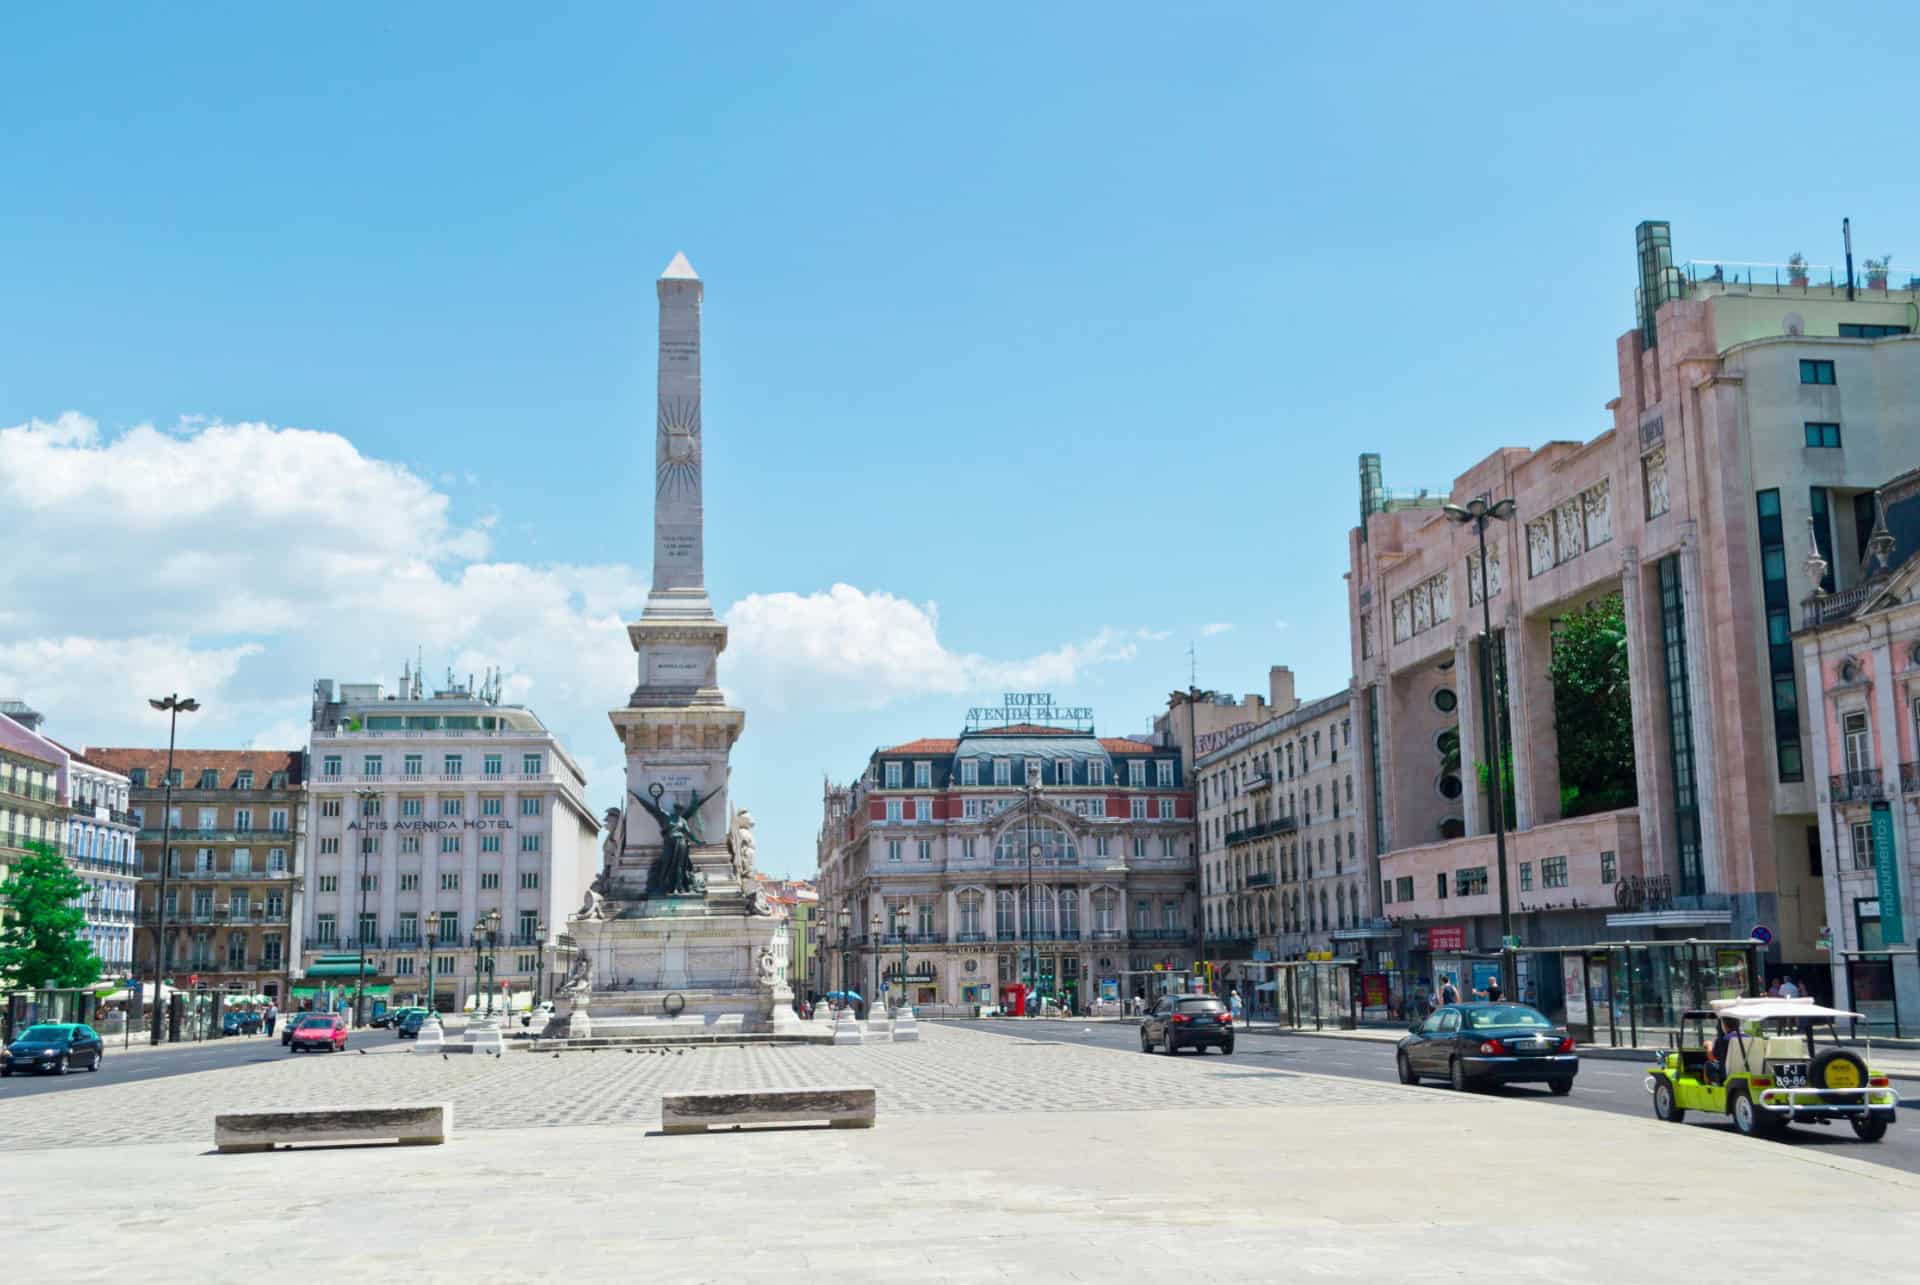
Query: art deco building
[
  {"left": 0, "top": 702, "right": 70, "bottom": 937},
  {"left": 304, "top": 672, "right": 600, "bottom": 1011},
  {"left": 59, "top": 747, "right": 140, "bottom": 980},
  {"left": 815, "top": 720, "right": 1196, "bottom": 1012}
]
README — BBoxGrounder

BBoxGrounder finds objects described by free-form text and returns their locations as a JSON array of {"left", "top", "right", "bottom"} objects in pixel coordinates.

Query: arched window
[
  {"left": 996, "top": 821, "right": 1077, "bottom": 867},
  {"left": 957, "top": 890, "right": 983, "bottom": 937},
  {"left": 995, "top": 889, "right": 1015, "bottom": 937}
]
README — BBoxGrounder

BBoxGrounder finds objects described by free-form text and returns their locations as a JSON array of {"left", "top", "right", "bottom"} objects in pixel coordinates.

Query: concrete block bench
[
  {"left": 660, "top": 1086, "right": 875, "bottom": 1135},
  {"left": 214, "top": 1103, "right": 453, "bottom": 1153}
]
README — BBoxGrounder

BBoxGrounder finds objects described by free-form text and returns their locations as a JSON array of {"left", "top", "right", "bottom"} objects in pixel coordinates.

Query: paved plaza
[{"left": 5, "top": 1024, "right": 1918, "bottom": 1282}]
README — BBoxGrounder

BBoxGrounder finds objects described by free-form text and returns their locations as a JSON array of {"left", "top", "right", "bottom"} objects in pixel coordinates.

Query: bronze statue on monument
[{"left": 631, "top": 781, "right": 723, "bottom": 898}]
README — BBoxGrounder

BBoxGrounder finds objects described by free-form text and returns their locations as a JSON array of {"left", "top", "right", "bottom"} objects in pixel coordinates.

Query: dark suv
[{"left": 1140, "top": 994, "right": 1235, "bottom": 1055}]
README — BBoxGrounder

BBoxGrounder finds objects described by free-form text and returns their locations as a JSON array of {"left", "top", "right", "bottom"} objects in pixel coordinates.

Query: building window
[
  {"left": 401, "top": 797, "right": 423, "bottom": 818},
  {"left": 1157, "top": 798, "right": 1174, "bottom": 819},
  {"left": 884, "top": 762, "right": 902, "bottom": 788},
  {"left": 1155, "top": 760, "right": 1174, "bottom": 787},
  {"left": 1658, "top": 554, "right": 1705, "bottom": 894},
  {"left": 522, "top": 753, "right": 543, "bottom": 775},
  {"left": 404, "top": 754, "right": 423, "bottom": 778},
  {"left": 1799, "top": 359, "right": 1836, "bottom": 385},
  {"left": 1436, "top": 873, "right": 1447, "bottom": 900},
  {"left": 1394, "top": 876, "right": 1413, "bottom": 902},
  {"left": 320, "top": 798, "right": 341, "bottom": 818},
  {"left": 315, "top": 914, "right": 336, "bottom": 944},
  {"left": 520, "top": 834, "right": 541, "bottom": 852},
  {"left": 1839, "top": 323, "right": 1911, "bottom": 338},
  {"left": 916, "top": 839, "right": 932, "bottom": 861},
  {"left": 480, "top": 871, "right": 500, "bottom": 890},
  {"left": 444, "top": 754, "right": 463, "bottom": 778},
  {"left": 964, "top": 799, "right": 981, "bottom": 819},
  {"left": 992, "top": 759, "right": 1010, "bottom": 786},
  {"left": 521, "top": 797, "right": 542, "bottom": 816},
  {"left": 481, "top": 797, "right": 502, "bottom": 817},
  {"left": 234, "top": 770, "right": 254, "bottom": 790},
  {"left": 1130, "top": 798, "right": 1147, "bottom": 821},
  {"left": 1088, "top": 760, "right": 1106, "bottom": 786},
  {"left": 399, "top": 872, "right": 419, "bottom": 891},
  {"left": 520, "top": 871, "right": 539, "bottom": 890},
  {"left": 481, "top": 834, "right": 502, "bottom": 853},
  {"left": 322, "top": 756, "right": 341, "bottom": 779},
  {"left": 960, "top": 760, "right": 979, "bottom": 786},
  {"left": 913, "top": 761, "right": 931, "bottom": 788},
  {"left": 1804, "top": 422, "right": 1843, "bottom": 448},
  {"left": 436, "top": 911, "right": 459, "bottom": 941},
  {"left": 885, "top": 799, "right": 902, "bottom": 823},
  {"left": 441, "top": 835, "right": 461, "bottom": 854},
  {"left": 440, "top": 797, "right": 463, "bottom": 818},
  {"left": 441, "top": 872, "right": 460, "bottom": 891},
  {"left": 1600, "top": 850, "right": 1616, "bottom": 883},
  {"left": 318, "top": 837, "right": 340, "bottom": 855},
  {"left": 1754, "top": 490, "right": 1803, "bottom": 781},
  {"left": 1851, "top": 820, "right": 1876, "bottom": 870},
  {"left": 887, "top": 839, "right": 903, "bottom": 863},
  {"left": 400, "top": 835, "right": 421, "bottom": 855},
  {"left": 914, "top": 797, "right": 933, "bottom": 822},
  {"left": 1455, "top": 867, "right": 1488, "bottom": 896},
  {"left": 393, "top": 956, "right": 416, "bottom": 976},
  {"left": 1542, "top": 855, "right": 1569, "bottom": 888}
]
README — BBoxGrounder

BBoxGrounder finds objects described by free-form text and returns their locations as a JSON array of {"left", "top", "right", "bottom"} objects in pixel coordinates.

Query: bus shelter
[
  {"left": 1225, "top": 959, "right": 1362, "bottom": 1030},
  {"left": 1833, "top": 946, "right": 1917, "bottom": 1037},
  {"left": 1114, "top": 968, "right": 1199, "bottom": 1015},
  {"left": 1507, "top": 939, "right": 1766, "bottom": 1048}
]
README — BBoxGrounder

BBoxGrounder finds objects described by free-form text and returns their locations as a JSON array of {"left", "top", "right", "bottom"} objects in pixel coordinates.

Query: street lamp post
[
  {"left": 425, "top": 926, "right": 438, "bottom": 1014},
  {"left": 146, "top": 693, "right": 199, "bottom": 1046},
  {"left": 869, "top": 910, "right": 883, "bottom": 1015},
  {"left": 837, "top": 907, "right": 851, "bottom": 1011},
  {"left": 1023, "top": 773, "right": 1042, "bottom": 1016},
  {"left": 1442, "top": 497, "right": 1518, "bottom": 994},
  {"left": 534, "top": 918, "right": 547, "bottom": 1007},
  {"left": 352, "top": 786, "right": 380, "bottom": 1027},
  {"left": 480, "top": 908, "right": 502, "bottom": 1018},
  {"left": 894, "top": 905, "right": 911, "bottom": 1013}
]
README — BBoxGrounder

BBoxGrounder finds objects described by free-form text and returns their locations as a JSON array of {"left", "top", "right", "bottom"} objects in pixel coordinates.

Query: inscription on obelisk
[{"left": 650, "top": 251, "right": 706, "bottom": 607}]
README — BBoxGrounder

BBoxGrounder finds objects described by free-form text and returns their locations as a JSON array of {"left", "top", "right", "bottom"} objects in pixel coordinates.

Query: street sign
[
  {"left": 1501, "top": 935, "right": 1521, "bottom": 949},
  {"left": 1750, "top": 925, "right": 1773, "bottom": 946}
]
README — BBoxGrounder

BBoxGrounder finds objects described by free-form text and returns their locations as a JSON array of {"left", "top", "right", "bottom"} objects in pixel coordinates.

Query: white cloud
[
  {"left": 722, "top": 584, "right": 1137, "bottom": 713},
  {"left": 1135, "top": 628, "right": 1172, "bottom": 642},
  {"left": 1275, "top": 620, "right": 1292, "bottom": 631},
  {"left": 1201, "top": 622, "right": 1234, "bottom": 637}
]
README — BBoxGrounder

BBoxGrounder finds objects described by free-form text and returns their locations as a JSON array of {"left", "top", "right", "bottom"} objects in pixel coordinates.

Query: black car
[
  {"left": 395, "top": 1009, "right": 433, "bottom": 1038},
  {"left": 1397, "top": 1003, "right": 1578, "bottom": 1093},
  {"left": 2, "top": 1023, "right": 105, "bottom": 1076},
  {"left": 1139, "top": 993, "right": 1235, "bottom": 1055}
]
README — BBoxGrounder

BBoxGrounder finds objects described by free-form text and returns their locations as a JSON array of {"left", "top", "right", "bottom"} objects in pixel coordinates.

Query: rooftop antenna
[
  {"left": 1844, "top": 217, "right": 1855, "bottom": 301},
  {"left": 415, "top": 647, "right": 424, "bottom": 698},
  {"left": 1188, "top": 641, "right": 1198, "bottom": 690}
]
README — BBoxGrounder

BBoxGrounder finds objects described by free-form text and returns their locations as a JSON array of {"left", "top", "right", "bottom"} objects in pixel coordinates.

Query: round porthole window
[
  {"left": 1433, "top": 688, "right": 1458, "bottom": 714},
  {"left": 1439, "top": 817, "right": 1466, "bottom": 840},
  {"left": 1437, "top": 773, "right": 1463, "bottom": 801}
]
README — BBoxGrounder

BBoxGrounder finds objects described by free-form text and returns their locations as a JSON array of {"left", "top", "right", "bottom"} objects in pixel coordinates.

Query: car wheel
[
  {"left": 1140, "top": 1027, "right": 1151, "bottom": 1053},
  {"left": 1449, "top": 1057, "right": 1471, "bottom": 1092},
  {"left": 1547, "top": 1078, "right": 1573, "bottom": 1096},
  {"left": 1163, "top": 1031, "right": 1177, "bottom": 1055},
  {"left": 1653, "top": 1079, "right": 1684, "bottom": 1123},
  {"left": 1220, "top": 1041, "right": 1234, "bottom": 1057},
  {"left": 54, "top": 1055, "right": 69, "bottom": 1076},
  {"left": 1851, "top": 1116, "right": 1889, "bottom": 1143},
  {"left": 1396, "top": 1052, "right": 1419, "bottom": 1086},
  {"left": 1730, "top": 1088, "right": 1772, "bottom": 1138},
  {"left": 1, "top": 1067, "right": 11, "bottom": 1077},
  {"left": 91, "top": 1051, "right": 104, "bottom": 1072}
]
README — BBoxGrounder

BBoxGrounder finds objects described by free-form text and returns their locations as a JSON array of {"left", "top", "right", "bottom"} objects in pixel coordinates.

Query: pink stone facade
[{"left": 1350, "top": 263, "right": 1920, "bottom": 994}]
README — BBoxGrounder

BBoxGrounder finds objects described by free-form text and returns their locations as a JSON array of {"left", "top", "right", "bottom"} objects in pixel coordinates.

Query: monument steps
[{"left": 509, "top": 1031, "right": 831, "bottom": 1052}]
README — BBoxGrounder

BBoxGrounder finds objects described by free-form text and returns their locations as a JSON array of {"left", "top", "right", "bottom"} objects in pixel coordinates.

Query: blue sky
[{"left": 7, "top": 4, "right": 1920, "bottom": 874}]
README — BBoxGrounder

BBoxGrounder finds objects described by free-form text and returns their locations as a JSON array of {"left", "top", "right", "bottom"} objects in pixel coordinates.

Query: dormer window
[
  {"left": 993, "top": 758, "right": 1011, "bottom": 786},
  {"left": 197, "top": 769, "right": 218, "bottom": 789},
  {"left": 129, "top": 768, "right": 148, "bottom": 788},
  {"left": 884, "top": 762, "right": 902, "bottom": 789},
  {"left": 960, "top": 760, "right": 979, "bottom": 787},
  {"left": 234, "top": 770, "right": 254, "bottom": 790},
  {"left": 913, "top": 761, "right": 931, "bottom": 789},
  {"left": 1088, "top": 760, "right": 1106, "bottom": 786}
]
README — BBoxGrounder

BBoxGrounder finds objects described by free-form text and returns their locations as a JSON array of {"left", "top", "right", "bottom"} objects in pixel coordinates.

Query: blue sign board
[
  {"left": 1871, "top": 803, "right": 1906, "bottom": 945},
  {"left": 1469, "top": 960, "right": 1500, "bottom": 995},
  {"left": 1750, "top": 925, "right": 1772, "bottom": 946}
]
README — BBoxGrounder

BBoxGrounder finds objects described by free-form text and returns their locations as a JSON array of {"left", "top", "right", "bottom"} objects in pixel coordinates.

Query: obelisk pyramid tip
[{"left": 659, "top": 252, "right": 699, "bottom": 281}]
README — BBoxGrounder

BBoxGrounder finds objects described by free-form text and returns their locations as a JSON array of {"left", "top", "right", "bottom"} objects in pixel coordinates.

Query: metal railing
[
  {"left": 0, "top": 779, "right": 58, "bottom": 803},
  {"left": 1681, "top": 259, "right": 1920, "bottom": 293},
  {"left": 1246, "top": 871, "right": 1276, "bottom": 888},
  {"left": 1243, "top": 770, "right": 1273, "bottom": 792},
  {"left": 1902, "top": 762, "right": 1920, "bottom": 795},
  {"left": 1830, "top": 768, "right": 1889, "bottom": 803},
  {"left": 1226, "top": 816, "right": 1297, "bottom": 846},
  {"left": 138, "top": 827, "right": 292, "bottom": 843}
]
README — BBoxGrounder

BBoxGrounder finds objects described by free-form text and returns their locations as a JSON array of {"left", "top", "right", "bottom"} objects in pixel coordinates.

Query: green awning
[{"left": 304, "top": 961, "right": 380, "bottom": 977}]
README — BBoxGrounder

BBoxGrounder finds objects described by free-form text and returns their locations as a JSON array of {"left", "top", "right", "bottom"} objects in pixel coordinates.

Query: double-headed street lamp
[
  {"left": 424, "top": 924, "right": 439, "bottom": 1012},
  {"left": 1023, "top": 773, "right": 1043, "bottom": 1016},
  {"left": 146, "top": 693, "right": 199, "bottom": 1046},
  {"left": 893, "top": 904, "right": 912, "bottom": 1013},
  {"left": 837, "top": 907, "right": 852, "bottom": 1010},
  {"left": 1441, "top": 496, "right": 1517, "bottom": 993},
  {"left": 869, "top": 909, "right": 883, "bottom": 1015},
  {"left": 352, "top": 786, "right": 380, "bottom": 1026},
  {"left": 534, "top": 918, "right": 548, "bottom": 1005}
]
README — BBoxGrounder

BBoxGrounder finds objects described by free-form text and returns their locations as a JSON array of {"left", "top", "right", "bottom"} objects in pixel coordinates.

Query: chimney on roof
[{"left": 1269, "top": 666, "right": 1297, "bottom": 714}]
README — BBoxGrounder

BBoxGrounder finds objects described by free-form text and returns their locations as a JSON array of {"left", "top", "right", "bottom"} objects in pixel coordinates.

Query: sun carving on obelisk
[{"left": 656, "top": 396, "right": 702, "bottom": 500}]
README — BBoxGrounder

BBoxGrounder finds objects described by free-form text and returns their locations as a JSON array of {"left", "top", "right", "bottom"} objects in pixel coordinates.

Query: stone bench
[
  {"left": 660, "top": 1086, "right": 876, "bottom": 1135},
  {"left": 214, "top": 1103, "right": 453, "bottom": 1153}
]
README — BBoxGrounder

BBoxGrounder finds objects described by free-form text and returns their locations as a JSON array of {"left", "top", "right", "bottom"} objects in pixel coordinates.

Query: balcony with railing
[
  {"left": 1246, "top": 870, "right": 1276, "bottom": 889},
  {"left": 1243, "top": 770, "right": 1273, "bottom": 794},
  {"left": 1225, "top": 816, "right": 1297, "bottom": 846},
  {"left": 1830, "top": 768, "right": 1889, "bottom": 804},
  {"left": 139, "top": 827, "right": 292, "bottom": 844},
  {"left": 0, "top": 779, "right": 58, "bottom": 804}
]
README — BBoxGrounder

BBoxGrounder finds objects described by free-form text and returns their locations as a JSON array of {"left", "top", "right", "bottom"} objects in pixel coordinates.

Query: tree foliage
[
  {"left": 1551, "top": 592, "right": 1637, "bottom": 818},
  {"left": 0, "top": 841, "right": 103, "bottom": 991}
]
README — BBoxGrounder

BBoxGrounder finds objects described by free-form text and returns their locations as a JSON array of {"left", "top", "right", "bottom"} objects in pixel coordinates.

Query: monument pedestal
[{"left": 564, "top": 899, "right": 795, "bottom": 1037}]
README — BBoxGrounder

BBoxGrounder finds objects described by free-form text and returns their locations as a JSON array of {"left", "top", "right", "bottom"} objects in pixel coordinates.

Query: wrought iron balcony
[
  {"left": 1246, "top": 871, "right": 1276, "bottom": 888},
  {"left": 1902, "top": 762, "right": 1920, "bottom": 796},
  {"left": 1225, "top": 816, "right": 1297, "bottom": 846},
  {"left": 1243, "top": 771, "right": 1273, "bottom": 794},
  {"left": 1830, "top": 768, "right": 1889, "bottom": 803}
]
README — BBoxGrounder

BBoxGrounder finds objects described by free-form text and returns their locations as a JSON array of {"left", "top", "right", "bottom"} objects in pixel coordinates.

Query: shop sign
[
  {"left": 1871, "top": 803, "right": 1906, "bottom": 945},
  {"left": 1361, "top": 974, "right": 1389, "bottom": 1007},
  {"left": 965, "top": 692, "right": 1094, "bottom": 730},
  {"left": 1428, "top": 925, "right": 1466, "bottom": 952},
  {"left": 348, "top": 818, "right": 515, "bottom": 832}
]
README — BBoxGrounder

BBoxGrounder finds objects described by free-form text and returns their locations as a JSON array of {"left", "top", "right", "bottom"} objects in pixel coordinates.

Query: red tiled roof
[
  {"left": 1098, "top": 737, "right": 1156, "bottom": 753},
  {"left": 880, "top": 738, "right": 960, "bottom": 755},
  {"left": 84, "top": 747, "right": 306, "bottom": 789}
]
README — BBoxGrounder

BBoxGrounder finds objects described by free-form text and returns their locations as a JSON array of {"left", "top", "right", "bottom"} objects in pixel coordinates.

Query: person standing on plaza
[
  {"left": 1778, "top": 976, "right": 1799, "bottom": 998},
  {"left": 1229, "top": 987, "right": 1244, "bottom": 1028},
  {"left": 1440, "top": 976, "right": 1459, "bottom": 1006},
  {"left": 264, "top": 1002, "right": 278, "bottom": 1038}
]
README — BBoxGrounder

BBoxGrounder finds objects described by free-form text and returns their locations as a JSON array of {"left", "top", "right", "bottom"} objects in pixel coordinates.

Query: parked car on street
[
  {"left": 1647, "top": 997, "right": 1897, "bottom": 1141},
  {"left": 2, "top": 1023, "right": 106, "bottom": 1076},
  {"left": 288, "top": 1013, "right": 348, "bottom": 1053},
  {"left": 1139, "top": 993, "right": 1235, "bottom": 1055},
  {"left": 1397, "top": 1002, "right": 1578, "bottom": 1093},
  {"left": 395, "top": 1009, "right": 438, "bottom": 1039},
  {"left": 221, "top": 1009, "right": 262, "bottom": 1036},
  {"left": 281, "top": 1011, "right": 314, "bottom": 1046}
]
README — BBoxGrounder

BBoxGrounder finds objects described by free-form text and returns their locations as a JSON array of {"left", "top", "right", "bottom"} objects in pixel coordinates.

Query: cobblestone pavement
[{"left": 0, "top": 1023, "right": 1432, "bottom": 1151}]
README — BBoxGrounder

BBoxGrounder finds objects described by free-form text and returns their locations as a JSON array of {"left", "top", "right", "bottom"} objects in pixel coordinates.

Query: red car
[{"left": 288, "top": 1013, "right": 347, "bottom": 1053}]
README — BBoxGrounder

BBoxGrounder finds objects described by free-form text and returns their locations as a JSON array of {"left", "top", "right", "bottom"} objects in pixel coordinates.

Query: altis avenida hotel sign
[{"left": 965, "top": 692, "right": 1094, "bottom": 731}]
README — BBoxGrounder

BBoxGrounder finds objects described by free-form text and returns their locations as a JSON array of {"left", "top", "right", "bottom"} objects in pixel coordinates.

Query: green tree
[
  {"left": 1551, "top": 592, "right": 1637, "bottom": 818},
  {"left": 0, "top": 841, "right": 103, "bottom": 991}
]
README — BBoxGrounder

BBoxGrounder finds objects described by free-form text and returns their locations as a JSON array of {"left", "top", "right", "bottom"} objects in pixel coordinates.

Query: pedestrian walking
[
  {"left": 1481, "top": 977, "right": 1503, "bottom": 1003},
  {"left": 1229, "top": 987, "right": 1244, "bottom": 1028},
  {"left": 1439, "top": 976, "right": 1459, "bottom": 1006},
  {"left": 264, "top": 1003, "right": 278, "bottom": 1038}
]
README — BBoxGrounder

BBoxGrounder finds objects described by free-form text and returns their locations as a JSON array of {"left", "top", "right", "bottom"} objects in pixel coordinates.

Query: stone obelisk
[{"left": 608, "top": 253, "right": 746, "bottom": 899}]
